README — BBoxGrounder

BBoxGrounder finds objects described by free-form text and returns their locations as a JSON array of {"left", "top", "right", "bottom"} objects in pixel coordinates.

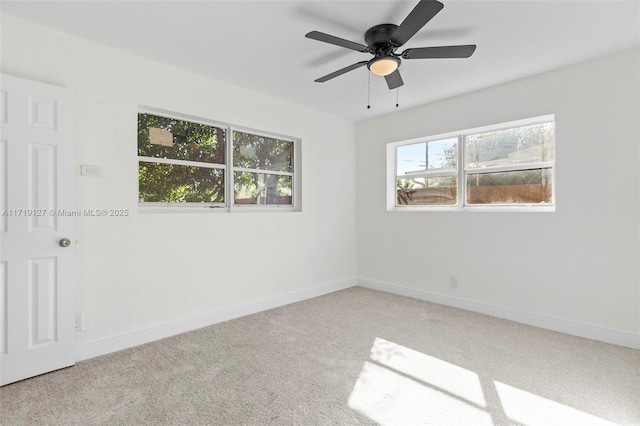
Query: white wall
[
  {"left": 2, "top": 13, "right": 637, "bottom": 352},
  {"left": 1, "top": 15, "right": 357, "bottom": 346},
  {"left": 356, "top": 48, "right": 640, "bottom": 340}
]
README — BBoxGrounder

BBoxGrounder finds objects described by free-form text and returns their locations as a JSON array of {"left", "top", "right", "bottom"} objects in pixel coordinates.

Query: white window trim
[
  {"left": 229, "top": 125, "right": 298, "bottom": 212},
  {"left": 138, "top": 156, "right": 226, "bottom": 170},
  {"left": 397, "top": 170, "right": 457, "bottom": 179},
  {"left": 137, "top": 106, "right": 301, "bottom": 213},
  {"left": 465, "top": 162, "right": 554, "bottom": 175},
  {"left": 388, "top": 115, "right": 555, "bottom": 212}
]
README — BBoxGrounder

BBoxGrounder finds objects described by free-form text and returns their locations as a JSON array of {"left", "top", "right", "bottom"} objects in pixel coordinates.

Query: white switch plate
[
  {"left": 75, "top": 314, "right": 84, "bottom": 332},
  {"left": 81, "top": 165, "right": 101, "bottom": 177}
]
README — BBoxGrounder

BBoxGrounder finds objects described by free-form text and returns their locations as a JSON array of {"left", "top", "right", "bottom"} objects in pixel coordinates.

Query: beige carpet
[{"left": 1, "top": 287, "right": 638, "bottom": 425}]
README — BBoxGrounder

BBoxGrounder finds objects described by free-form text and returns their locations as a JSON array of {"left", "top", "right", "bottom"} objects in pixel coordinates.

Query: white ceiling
[{"left": 2, "top": 1, "right": 639, "bottom": 122}]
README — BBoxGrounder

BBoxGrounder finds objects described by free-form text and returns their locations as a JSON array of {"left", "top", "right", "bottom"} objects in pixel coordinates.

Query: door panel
[
  {"left": 30, "top": 257, "right": 58, "bottom": 346},
  {"left": 0, "top": 74, "right": 76, "bottom": 386},
  {"left": 29, "top": 142, "right": 57, "bottom": 231}
]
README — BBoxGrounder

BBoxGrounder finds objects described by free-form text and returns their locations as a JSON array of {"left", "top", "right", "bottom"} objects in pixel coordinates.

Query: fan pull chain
[
  {"left": 367, "top": 72, "right": 371, "bottom": 109},
  {"left": 396, "top": 88, "right": 399, "bottom": 108}
]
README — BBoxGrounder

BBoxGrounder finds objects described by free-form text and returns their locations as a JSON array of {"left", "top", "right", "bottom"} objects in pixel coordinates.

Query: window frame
[
  {"left": 388, "top": 115, "right": 556, "bottom": 212},
  {"left": 137, "top": 106, "right": 301, "bottom": 213},
  {"left": 229, "top": 126, "right": 296, "bottom": 210}
]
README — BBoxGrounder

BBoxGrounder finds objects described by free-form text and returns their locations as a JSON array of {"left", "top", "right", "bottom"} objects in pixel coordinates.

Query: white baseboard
[
  {"left": 358, "top": 278, "right": 640, "bottom": 350},
  {"left": 76, "top": 278, "right": 357, "bottom": 361},
  {"left": 77, "top": 276, "right": 638, "bottom": 361}
]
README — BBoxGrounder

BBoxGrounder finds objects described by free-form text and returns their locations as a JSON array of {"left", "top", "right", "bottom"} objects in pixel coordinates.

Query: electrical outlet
[
  {"left": 75, "top": 314, "right": 84, "bottom": 332},
  {"left": 449, "top": 276, "right": 458, "bottom": 289}
]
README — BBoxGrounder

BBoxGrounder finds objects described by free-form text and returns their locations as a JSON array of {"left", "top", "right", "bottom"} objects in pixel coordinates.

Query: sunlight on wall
[{"left": 348, "top": 337, "right": 616, "bottom": 425}]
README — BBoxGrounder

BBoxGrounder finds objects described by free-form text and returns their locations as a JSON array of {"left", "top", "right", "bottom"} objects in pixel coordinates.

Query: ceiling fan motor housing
[{"left": 364, "top": 24, "right": 400, "bottom": 54}]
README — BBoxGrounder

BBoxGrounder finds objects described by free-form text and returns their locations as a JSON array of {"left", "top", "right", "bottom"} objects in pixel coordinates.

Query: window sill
[
  {"left": 138, "top": 204, "right": 228, "bottom": 214},
  {"left": 138, "top": 204, "right": 300, "bottom": 214},
  {"left": 389, "top": 205, "right": 555, "bottom": 213}
]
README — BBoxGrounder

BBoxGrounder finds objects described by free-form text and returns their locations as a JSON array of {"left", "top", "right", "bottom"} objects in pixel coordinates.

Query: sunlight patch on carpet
[
  {"left": 348, "top": 337, "right": 618, "bottom": 425},
  {"left": 347, "top": 338, "right": 491, "bottom": 425},
  {"left": 369, "top": 337, "right": 487, "bottom": 407},
  {"left": 348, "top": 361, "right": 492, "bottom": 425},
  {"left": 494, "top": 381, "right": 618, "bottom": 426}
]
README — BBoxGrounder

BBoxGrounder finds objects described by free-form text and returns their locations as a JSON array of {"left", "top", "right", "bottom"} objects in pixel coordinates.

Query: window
[
  {"left": 396, "top": 137, "right": 458, "bottom": 206},
  {"left": 390, "top": 115, "right": 555, "bottom": 211},
  {"left": 138, "top": 109, "right": 299, "bottom": 211},
  {"left": 233, "top": 131, "right": 294, "bottom": 205},
  {"left": 138, "top": 113, "right": 226, "bottom": 205}
]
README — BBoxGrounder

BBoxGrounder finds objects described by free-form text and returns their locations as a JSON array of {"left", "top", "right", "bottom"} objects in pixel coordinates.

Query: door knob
[{"left": 59, "top": 238, "right": 71, "bottom": 248}]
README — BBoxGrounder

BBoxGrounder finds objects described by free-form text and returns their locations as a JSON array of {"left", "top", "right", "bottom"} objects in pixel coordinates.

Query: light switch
[{"left": 81, "top": 165, "right": 101, "bottom": 177}]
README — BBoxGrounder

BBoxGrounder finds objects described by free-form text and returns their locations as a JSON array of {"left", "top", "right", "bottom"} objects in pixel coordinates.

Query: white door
[{"left": 0, "top": 74, "right": 76, "bottom": 386}]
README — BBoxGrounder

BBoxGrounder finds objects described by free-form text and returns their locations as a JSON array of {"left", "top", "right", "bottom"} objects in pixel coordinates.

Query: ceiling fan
[{"left": 305, "top": 0, "right": 476, "bottom": 90}]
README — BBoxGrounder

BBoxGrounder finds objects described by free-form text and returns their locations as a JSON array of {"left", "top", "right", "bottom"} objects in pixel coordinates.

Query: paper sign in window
[{"left": 149, "top": 127, "right": 173, "bottom": 147}]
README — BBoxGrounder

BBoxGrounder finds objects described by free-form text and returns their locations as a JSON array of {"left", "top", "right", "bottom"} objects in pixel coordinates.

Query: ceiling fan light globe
[{"left": 368, "top": 57, "right": 399, "bottom": 77}]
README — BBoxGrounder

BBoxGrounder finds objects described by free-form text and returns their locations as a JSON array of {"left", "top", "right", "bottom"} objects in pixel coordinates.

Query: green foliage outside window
[
  {"left": 138, "top": 113, "right": 225, "bottom": 203},
  {"left": 233, "top": 131, "right": 293, "bottom": 205}
]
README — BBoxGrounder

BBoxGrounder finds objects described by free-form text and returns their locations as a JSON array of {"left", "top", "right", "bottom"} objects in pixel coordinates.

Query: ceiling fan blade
[
  {"left": 390, "top": 0, "right": 444, "bottom": 47},
  {"left": 315, "top": 61, "right": 368, "bottom": 83},
  {"left": 305, "top": 31, "right": 369, "bottom": 53},
  {"left": 402, "top": 45, "right": 477, "bottom": 59},
  {"left": 385, "top": 69, "right": 404, "bottom": 90}
]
